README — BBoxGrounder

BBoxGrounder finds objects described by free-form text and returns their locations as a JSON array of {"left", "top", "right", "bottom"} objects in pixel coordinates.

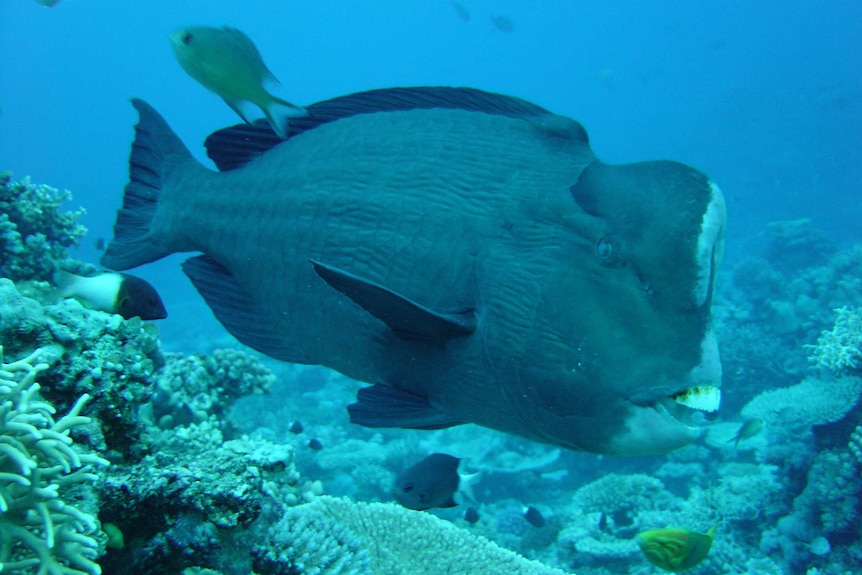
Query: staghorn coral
[
  {"left": 0, "top": 346, "right": 108, "bottom": 575},
  {"left": 254, "top": 496, "right": 573, "bottom": 575},
  {"left": 807, "top": 306, "right": 862, "bottom": 375},
  {"left": 0, "top": 172, "right": 86, "bottom": 283}
]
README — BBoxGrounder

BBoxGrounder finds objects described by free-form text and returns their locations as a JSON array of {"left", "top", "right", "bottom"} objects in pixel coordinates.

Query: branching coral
[
  {"left": 806, "top": 306, "right": 862, "bottom": 375},
  {"left": 0, "top": 172, "right": 86, "bottom": 282},
  {"left": 0, "top": 346, "right": 108, "bottom": 574}
]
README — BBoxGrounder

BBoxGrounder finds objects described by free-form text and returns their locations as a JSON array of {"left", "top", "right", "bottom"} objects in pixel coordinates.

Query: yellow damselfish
[
  {"left": 636, "top": 526, "right": 716, "bottom": 572},
  {"left": 169, "top": 26, "right": 306, "bottom": 138}
]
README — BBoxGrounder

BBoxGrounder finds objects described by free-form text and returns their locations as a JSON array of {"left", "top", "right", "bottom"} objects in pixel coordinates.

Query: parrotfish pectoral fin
[
  {"left": 182, "top": 255, "right": 297, "bottom": 361},
  {"left": 309, "top": 259, "right": 477, "bottom": 345},
  {"left": 348, "top": 384, "right": 465, "bottom": 430}
]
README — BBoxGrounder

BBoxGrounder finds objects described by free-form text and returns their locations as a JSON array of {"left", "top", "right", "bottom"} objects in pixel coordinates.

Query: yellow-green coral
[
  {"left": 0, "top": 346, "right": 108, "bottom": 575},
  {"left": 806, "top": 306, "right": 862, "bottom": 375}
]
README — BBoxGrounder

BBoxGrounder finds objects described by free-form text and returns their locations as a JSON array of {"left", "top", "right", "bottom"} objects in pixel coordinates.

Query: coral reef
[
  {"left": 0, "top": 346, "right": 108, "bottom": 575},
  {"left": 143, "top": 349, "right": 274, "bottom": 431},
  {"left": 807, "top": 306, "right": 862, "bottom": 375},
  {"left": 0, "top": 172, "right": 86, "bottom": 283},
  {"left": 0, "top": 279, "right": 162, "bottom": 460},
  {"left": 253, "top": 496, "right": 574, "bottom": 575},
  {"left": 741, "top": 376, "right": 862, "bottom": 427}
]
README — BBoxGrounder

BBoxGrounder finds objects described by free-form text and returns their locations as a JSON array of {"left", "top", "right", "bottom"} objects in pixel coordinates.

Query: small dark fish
[
  {"left": 490, "top": 15, "right": 514, "bottom": 32},
  {"left": 524, "top": 505, "right": 545, "bottom": 527},
  {"left": 94, "top": 237, "right": 106, "bottom": 251},
  {"left": 393, "top": 453, "right": 460, "bottom": 510},
  {"left": 598, "top": 512, "right": 608, "bottom": 531},
  {"left": 464, "top": 507, "right": 480, "bottom": 524},
  {"left": 289, "top": 420, "right": 304, "bottom": 434},
  {"left": 728, "top": 418, "right": 763, "bottom": 447},
  {"left": 55, "top": 270, "right": 167, "bottom": 320},
  {"left": 308, "top": 438, "right": 323, "bottom": 450}
]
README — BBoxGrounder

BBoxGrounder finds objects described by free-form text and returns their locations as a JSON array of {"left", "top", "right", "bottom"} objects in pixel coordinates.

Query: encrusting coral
[{"left": 0, "top": 346, "right": 108, "bottom": 575}]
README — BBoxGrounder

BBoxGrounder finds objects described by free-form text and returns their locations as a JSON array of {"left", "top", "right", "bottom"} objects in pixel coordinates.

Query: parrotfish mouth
[
  {"left": 661, "top": 384, "right": 722, "bottom": 428},
  {"left": 612, "top": 383, "right": 721, "bottom": 455}
]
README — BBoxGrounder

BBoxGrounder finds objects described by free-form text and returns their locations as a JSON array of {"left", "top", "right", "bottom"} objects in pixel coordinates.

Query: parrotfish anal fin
[
  {"left": 309, "top": 259, "right": 476, "bottom": 345},
  {"left": 348, "top": 384, "right": 464, "bottom": 430},
  {"left": 182, "top": 255, "right": 296, "bottom": 361},
  {"left": 205, "top": 86, "right": 572, "bottom": 171}
]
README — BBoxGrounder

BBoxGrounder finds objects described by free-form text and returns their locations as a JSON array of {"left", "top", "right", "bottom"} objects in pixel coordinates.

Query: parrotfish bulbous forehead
[{"left": 101, "top": 86, "right": 723, "bottom": 456}]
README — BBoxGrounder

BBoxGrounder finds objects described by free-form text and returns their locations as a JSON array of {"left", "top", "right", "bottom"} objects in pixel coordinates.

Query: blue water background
[{"left": 3, "top": 2, "right": 862, "bottom": 573}]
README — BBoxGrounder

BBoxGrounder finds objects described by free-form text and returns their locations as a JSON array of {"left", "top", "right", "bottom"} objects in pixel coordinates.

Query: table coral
[
  {"left": 741, "top": 376, "right": 862, "bottom": 427},
  {"left": 0, "top": 346, "right": 108, "bottom": 574},
  {"left": 253, "top": 495, "right": 573, "bottom": 575}
]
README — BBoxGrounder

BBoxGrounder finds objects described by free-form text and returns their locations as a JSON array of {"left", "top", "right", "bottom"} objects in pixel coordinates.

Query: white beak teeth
[{"left": 673, "top": 385, "right": 721, "bottom": 412}]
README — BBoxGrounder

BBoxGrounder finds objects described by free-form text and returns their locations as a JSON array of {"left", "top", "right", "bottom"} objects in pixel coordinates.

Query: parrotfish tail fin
[
  {"left": 264, "top": 96, "right": 309, "bottom": 139},
  {"left": 101, "top": 98, "right": 197, "bottom": 270}
]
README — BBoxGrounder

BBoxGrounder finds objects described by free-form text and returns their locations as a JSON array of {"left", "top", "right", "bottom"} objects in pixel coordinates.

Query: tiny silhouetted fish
[
  {"left": 308, "top": 438, "right": 323, "bottom": 450},
  {"left": 451, "top": 1, "right": 470, "bottom": 22},
  {"left": 94, "top": 237, "right": 106, "bottom": 251},
  {"left": 598, "top": 512, "right": 608, "bottom": 531},
  {"left": 393, "top": 453, "right": 460, "bottom": 510},
  {"left": 464, "top": 507, "right": 480, "bottom": 524},
  {"left": 524, "top": 505, "right": 545, "bottom": 527},
  {"left": 728, "top": 418, "right": 763, "bottom": 447},
  {"left": 289, "top": 420, "right": 304, "bottom": 434},
  {"left": 490, "top": 15, "right": 514, "bottom": 32}
]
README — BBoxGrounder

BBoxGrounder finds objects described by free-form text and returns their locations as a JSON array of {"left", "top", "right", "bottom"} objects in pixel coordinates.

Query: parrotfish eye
[
  {"left": 595, "top": 234, "right": 625, "bottom": 267},
  {"left": 182, "top": 32, "right": 193, "bottom": 45}
]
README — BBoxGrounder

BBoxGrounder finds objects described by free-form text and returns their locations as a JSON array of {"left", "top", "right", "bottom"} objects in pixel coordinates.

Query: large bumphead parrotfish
[{"left": 101, "top": 87, "right": 725, "bottom": 455}]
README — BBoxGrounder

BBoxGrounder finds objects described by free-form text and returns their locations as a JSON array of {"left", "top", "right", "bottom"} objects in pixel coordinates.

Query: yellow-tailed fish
[
  {"left": 169, "top": 26, "right": 306, "bottom": 138},
  {"left": 728, "top": 418, "right": 764, "bottom": 447},
  {"left": 636, "top": 526, "right": 716, "bottom": 572}
]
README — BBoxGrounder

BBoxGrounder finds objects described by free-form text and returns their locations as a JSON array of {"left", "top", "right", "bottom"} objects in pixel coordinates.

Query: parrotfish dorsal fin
[
  {"left": 182, "top": 255, "right": 297, "bottom": 361},
  {"left": 205, "top": 86, "right": 583, "bottom": 171},
  {"left": 309, "top": 259, "right": 476, "bottom": 345}
]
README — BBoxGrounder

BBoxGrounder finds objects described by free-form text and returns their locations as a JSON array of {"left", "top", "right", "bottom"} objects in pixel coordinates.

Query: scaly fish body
[{"left": 103, "top": 87, "right": 724, "bottom": 455}]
